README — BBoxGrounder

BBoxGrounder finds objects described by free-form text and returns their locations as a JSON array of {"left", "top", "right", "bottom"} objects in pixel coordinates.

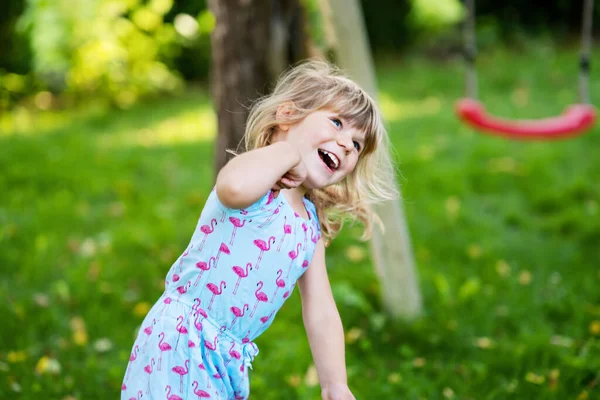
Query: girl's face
[{"left": 275, "top": 108, "right": 366, "bottom": 189}]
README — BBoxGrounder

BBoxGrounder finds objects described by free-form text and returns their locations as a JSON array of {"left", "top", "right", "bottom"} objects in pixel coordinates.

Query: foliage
[{"left": 1, "top": 46, "right": 599, "bottom": 399}]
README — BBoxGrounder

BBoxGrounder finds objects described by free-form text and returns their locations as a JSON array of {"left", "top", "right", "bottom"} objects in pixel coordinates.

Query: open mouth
[{"left": 318, "top": 149, "right": 340, "bottom": 172}]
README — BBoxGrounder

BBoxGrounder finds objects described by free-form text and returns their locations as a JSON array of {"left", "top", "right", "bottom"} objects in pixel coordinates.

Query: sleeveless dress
[{"left": 121, "top": 188, "right": 321, "bottom": 400}]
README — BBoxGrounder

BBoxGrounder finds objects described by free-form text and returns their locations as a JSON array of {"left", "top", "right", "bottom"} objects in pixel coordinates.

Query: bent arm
[
  {"left": 216, "top": 141, "right": 300, "bottom": 209},
  {"left": 299, "top": 239, "right": 353, "bottom": 396}
]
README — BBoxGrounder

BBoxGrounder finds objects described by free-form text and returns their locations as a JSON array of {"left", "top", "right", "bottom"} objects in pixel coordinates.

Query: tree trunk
[
  {"left": 321, "top": 0, "right": 423, "bottom": 320},
  {"left": 209, "top": 0, "right": 273, "bottom": 174}
]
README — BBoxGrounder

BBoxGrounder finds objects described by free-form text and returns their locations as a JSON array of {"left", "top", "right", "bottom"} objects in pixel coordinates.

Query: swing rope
[{"left": 456, "top": 0, "right": 597, "bottom": 140}]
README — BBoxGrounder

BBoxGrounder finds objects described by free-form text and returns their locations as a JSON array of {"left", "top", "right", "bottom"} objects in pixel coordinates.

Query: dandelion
[
  {"left": 133, "top": 302, "right": 151, "bottom": 318},
  {"left": 35, "top": 355, "right": 61, "bottom": 375},
  {"left": 589, "top": 320, "right": 600, "bottom": 336},
  {"left": 388, "top": 373, "right": 402, "bottom": 384},
  {"left": 412, "top": 357, "right": 426, "bottom": 368},
  {"left": 345, "top": 328, "right": 362, "bottom": 344},
  {"left": 345, "top": 246, "right": 365, "bottom": 262},
  {"left": 518, "top": 270, "right": 532, "bottom": 285},
  {"left": 495, "top": 260, "right": 511, "bottom": 277},
  {"left": 7, "top": 351, "right": 27, "bottom": 363},
  {"left": 443, "top": 387, "right": 455, "bottom": 398},
  {"left": 71, "top": 316, "right": 88, "bottom": 346},
  {"left": 474, "top": 337, "right": 494, "bottom": 349}
]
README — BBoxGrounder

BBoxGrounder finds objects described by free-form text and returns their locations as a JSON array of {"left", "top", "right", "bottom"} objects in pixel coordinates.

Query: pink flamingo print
[
  {"left": 125, "top": 345, "right": 139, "bottom": 381},
  {"left": 144, "top": 358, "right": 155, "bottom": 394},
  {"left": 283, "top": 283, "right": 296, "bottom": 299},
  {"left": 171, "top": 359, "right": 190, "bottom": 393},
  {"left": 310, "top": 226, "right": 318, "bottom": 244},
  {"left": 204, "top": 335, "right": 219, "bottom": 354},
  {"left": 302, "top": 222, "right": 308, "bottom": 249},
  {"left": 242, "top": 330, "right": 251, "bottom": 343},
  {"left": 266, "top": 190, "right": 275, "bottom": 205},
  {"left": 172, "top": 273, "right": 180, "bottom": 282},
  {"left": 176, "top": 280, "right": 191, "bottom": 302},
  {"left": 194, "top": 256, "right": 216, "bottom": 286},
  {"left": 229, "top": 303, "right": 249, "bottom": 329},
  {"left": 258, "top": 204, "right": 281, "bottom": 228},
  {"left": 122, "top": 384, "right": 127, "bottom": 391},
  {"left": 157, "top": 332, "right": 172, "bottom": 371},
  {"left": 229, "top": 216, "right": 249, "bottom": 245},
  {"left": 165, "top": 385, "right": 182, "bottom": 400},
  {"left": 302, "top": 260, "right": 309, "bottom": 269},
  {"left": 214, "top": 243, "right": 230, "bottom": 269},
  {"left": 160, "top": 297, "right": 172, "bottom": 313},
  {"left": 178, "top": 244, "right": 194, "bottom": 272},
  {"left": 260, "top": 310, "right": 275, "bottom": 324},
  {"left": 142, "top": 318, "right": 156, "bottom": 353},
  {"left": 228, "top": 341, "right": 241, "bottom": 361},
  {"left": 271, "top": 269, "right": 286, "bottom": 303},
  {"left": 231, "top": 262, "right": 252, "bottom": 295},
  {"left": 250, "top": 281, "right": 268, "bottom": 317},
  {"left": 198, "top": 218, "right": 217, "bottom": 251},
  {"left": 128, "top": 390, "right": 143, "bottom": 400},
  {"left": 188, "top": 340, "right": 196, "bottom": 348},
  {"left": 198, "top": 363, "right": 212, "bottom": 389},
  {"left": 286, "top": 243, "right": 302, "bottom": 278},
  {"left": 277, "top": 216, "right": 292, "bottom": 251},
  {"left": 220, "top": 210, "right": 226, "bottom": 222},
  {"left": 174, "top": 315, "right": 188, "bottom": 350},
  {"left": 206, "top": 280, "right": 226, "bottom": 310},
  {"left": 192, "top": 381, "right": 211, "bottom": 398},
  {"left": 193, "top": 311, "right": 203, "bottom": 332},
  {"left": 253, "top": 236, "right": 275, "bottom": 269}
]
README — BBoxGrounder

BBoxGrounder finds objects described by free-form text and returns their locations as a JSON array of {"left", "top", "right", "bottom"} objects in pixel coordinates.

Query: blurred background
[{"left": 1, "top": 0, "right": 599, "bottom": 399}]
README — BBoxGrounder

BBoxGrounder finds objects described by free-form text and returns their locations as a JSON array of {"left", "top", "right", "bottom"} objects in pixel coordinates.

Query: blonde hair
[{"left": 241, "top": 59, "right": 399, "bottom": 243}]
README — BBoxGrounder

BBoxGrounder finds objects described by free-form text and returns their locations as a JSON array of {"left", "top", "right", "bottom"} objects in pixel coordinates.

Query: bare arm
[
  {"left": 298, "top": 239, "right": 356, "bottom": 400},
  {"left": 216, "top": 141, "right": 301, "bottom": 209}
]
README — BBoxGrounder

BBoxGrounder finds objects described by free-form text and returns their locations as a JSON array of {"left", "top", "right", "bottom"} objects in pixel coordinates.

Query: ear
[{"left": 275, "top": 102, "right": 295, "bottom": 132}]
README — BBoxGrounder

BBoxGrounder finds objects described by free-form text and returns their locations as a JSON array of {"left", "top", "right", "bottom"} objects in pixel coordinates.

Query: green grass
[{"left": 1, "top": 44, "right": 599, "bottom": 399}]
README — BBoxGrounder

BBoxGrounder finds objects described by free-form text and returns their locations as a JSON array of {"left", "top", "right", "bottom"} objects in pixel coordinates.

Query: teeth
[{"left": 322, "top": 150, "right": 339, "bottom": 169}]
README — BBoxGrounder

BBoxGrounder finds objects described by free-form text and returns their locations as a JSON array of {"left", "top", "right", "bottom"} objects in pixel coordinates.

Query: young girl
[{"left": 121, "top": 60, "right": 397, "bottom": 400}]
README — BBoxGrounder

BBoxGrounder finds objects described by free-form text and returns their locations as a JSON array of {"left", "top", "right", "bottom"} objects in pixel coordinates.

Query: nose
[{"left": 336, "top": 132, "right": 353, "bottom": 154}]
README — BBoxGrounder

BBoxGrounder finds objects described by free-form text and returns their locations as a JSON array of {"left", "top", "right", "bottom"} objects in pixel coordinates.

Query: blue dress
[{"left": 121, "top": 188, "right": 321, "bottom": 399}]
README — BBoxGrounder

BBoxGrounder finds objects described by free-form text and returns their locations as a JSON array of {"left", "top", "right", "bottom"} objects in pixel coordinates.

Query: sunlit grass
[{"left": 1, "top": 46, "right": 599, "bottom": 399}]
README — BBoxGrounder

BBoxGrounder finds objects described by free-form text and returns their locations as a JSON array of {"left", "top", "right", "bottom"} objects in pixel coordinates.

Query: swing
[{"left": 456, "top": 0, "right": 597, "bottom": 140}]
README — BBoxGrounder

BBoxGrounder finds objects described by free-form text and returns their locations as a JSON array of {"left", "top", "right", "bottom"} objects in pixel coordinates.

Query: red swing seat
[{"left": 456, "top": 98, "right": 597, "bottom": 140}]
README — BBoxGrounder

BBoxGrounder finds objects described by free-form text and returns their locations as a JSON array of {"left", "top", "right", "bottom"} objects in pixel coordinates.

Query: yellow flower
[
  {"left": 589, "top": 320, "right": 600, "bottom": 336},
  {"left": 7, "top": 351, "right": 27, "bottom": 363},
  {"left": 387, "top": 373, "right": 402, "bottom": 384},
  {"left": 474, "top": 337, "right": 494, "bottom": 349},
  {"left": 133, "top": 302, "right": 151, "bottom": 318},
  {"left": 495, "top": 260, "right": 511, "bottom": 277},
  {"left": 286, "top": 374, "right": 301, "bottom": 388},
  {"left": 525, "top": 372, "right": 545, "bottom": 385},
  {"left": 518, "top": 270, "right": 532, "bottom": 285},
  {"left": 445, "top": 197, "right": 461, "bottom": 220},
  {"left": 443, "top": 387, "right": 455, "bottom": 398},
  {"left": 412, "top": 357, "right": 426, "bottom": 368},
  {"left": 35, "top": 355, "right": 61, "bottom": 375},
  {"left": 345, "top": 328, "right": 362, "bottom": 344},
  {"left": 577, "top": 390, "right": 589, "bottom": 400},
  {"left": 467, "top": 244, "right": 482, "bottom": 259},
  {"left": 345, "top": 246, "right": 366, "bottom": 263},
  {"left": 71, "top": 317, "right": 88, "bottom": 346}
]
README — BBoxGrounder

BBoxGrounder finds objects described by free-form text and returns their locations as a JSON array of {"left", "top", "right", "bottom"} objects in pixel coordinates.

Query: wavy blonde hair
[{"left": 240, "top": 60, "right": 399, "bottom": 243}]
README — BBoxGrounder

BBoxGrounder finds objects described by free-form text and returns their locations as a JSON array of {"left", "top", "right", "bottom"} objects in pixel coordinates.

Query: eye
[
  {"left": 353, "top": 141, "right": 361, "bottom": 151},
  {"left": 331, "top": 118, "right": 342, "bottom": 129}
]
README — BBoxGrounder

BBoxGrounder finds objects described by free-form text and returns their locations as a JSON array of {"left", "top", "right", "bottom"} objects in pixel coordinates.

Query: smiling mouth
[{"left": 318, "top": 149, "right": 340, "bottom": 171}]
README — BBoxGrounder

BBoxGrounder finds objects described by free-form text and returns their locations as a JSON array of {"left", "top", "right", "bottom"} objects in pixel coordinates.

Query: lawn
[{"left": 1, "top": 44, "right": 599, "bottom": 399}]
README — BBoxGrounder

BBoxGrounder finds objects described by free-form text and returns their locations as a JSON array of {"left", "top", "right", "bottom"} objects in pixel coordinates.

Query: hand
[
  {"left": 322, "top": 383, "right": 356, "bottom": 400},
  {"left": 272, "top": 144, "right": 307, "bottom": 191}
]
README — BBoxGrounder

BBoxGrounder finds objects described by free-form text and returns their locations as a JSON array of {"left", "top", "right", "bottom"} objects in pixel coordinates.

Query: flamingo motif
[
  {"left": 250, "top": 281, "right": 268, "bottom": 317},
  {"left": 302, "top": 222, "right": 308, "bottom": 250},
  {"left": 194, "top": 256, "right": 216, "bottom": 286},
  {"left": 157, "top": 332, "right": 172, "bottom": 371},
  {"left": 193, "top": 311, "right": 203, "bottom": 332},
  {"left": 125, "top": 345, "right": 139, "bottom": 381},
  {"left": 229, "top": 216, "right": 249, "bottom": 245},
  {"left": 286, "top": 243, "right": 302, "bottom": 278},
  {"left": 188, "top": 340, "right": 196, "bottom": 348},
  {"left": 206, "top": 280, "right": 226, "bottom": 310},
  {"left": 277, "top": 216, "right": 292, "bottom": 251},
  {"left": 176, "top": 281, "right": 191, "bottom": 302},
  {"left": 229, "top": 341, "right": 241, "bottom": 361},
  {"left": 165, "top": 385, "right": 182, "bottom": 400},
  {"left": 310, "top": 225, "right": 318, "bottom": 244},
  {"left": 174, "top": 315, "right": 188, "bottom": 351},
  {"left": 229, "top": 303, "right": 249, "bottom": 329},
  {"left": 271, "top": 269, "right": 286, "bottom": 303},
  {"left": 171, "top": 359, "right": 190, "bottom": 393},
  {"left": 143, "top": 358, "right": 155, "bottom": 394},
  {"left": 178, "top": 244, "right": 194, "bottom": 272},
  {"left": 242, "top": 330, "right": 251, "bottom": 344},
  {"left": 231, "top": 262, "right": 252, "bottom": 295},
  {"left": 128, "top": 390, "right": 143, "bottom": 400},
  {"left": 198, "top": 219, "right": 217, "bottom": 251},
  {"left": 160, "top": 297, "right": 172, "bottom": 313},
  {"left": 214, "top": 243, "right": 230, "bottom": 269},
  {"left": 253, "top": 236, "right": 275, "bottom": 269},
  {"left": 258, "top": 204, "right": 281, "bottom": 228},
  {"left": 192, "top": 381, "right": 211, "bottom": 398},
  {"left": 142, "top": 318, "right": 156, "bottom": 353},
  {"left": 204, "top": 335, "right": 219, "bottom": 353},
  {"left": 172, "top": 273, "right": 180, "bottom": 282},
  {"left": 198, "top": 363, "right": 211, "bottom": 389}
]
